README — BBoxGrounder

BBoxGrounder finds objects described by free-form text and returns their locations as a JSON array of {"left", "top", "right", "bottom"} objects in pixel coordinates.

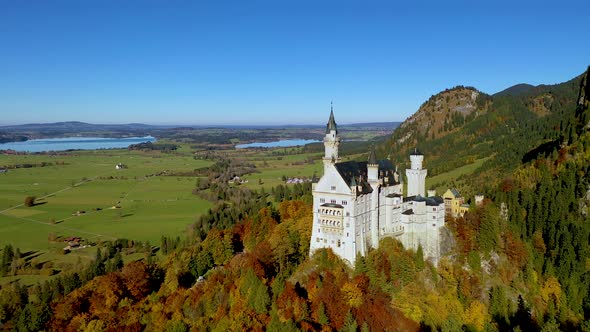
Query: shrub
[{"left": 24, "top": 196, "right": 36, "bottom": 207}]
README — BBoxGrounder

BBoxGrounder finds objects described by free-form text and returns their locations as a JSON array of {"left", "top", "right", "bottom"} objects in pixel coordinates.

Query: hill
[
  {"left": 494, "top": 83, "right": 535, "bottom": 97},
  {"left": 382, "top": 70, "right": 585, "bottom": 196}
]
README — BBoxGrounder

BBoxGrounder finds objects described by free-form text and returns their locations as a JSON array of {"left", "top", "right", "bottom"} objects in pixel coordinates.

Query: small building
[
  {"left": 475, "top": 193, "right": 485, "bottom": 206},
  {"left": 442, "top": 188, "right": 469, "bottom": 217}
]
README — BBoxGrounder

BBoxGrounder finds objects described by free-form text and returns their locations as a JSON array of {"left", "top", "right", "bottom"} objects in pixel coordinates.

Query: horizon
[
  {"left": 0, "top": 1, "right": 588, "bottom": 126},
  {"left": 0, "top": 119, "right": 401, "bottom": 128}
]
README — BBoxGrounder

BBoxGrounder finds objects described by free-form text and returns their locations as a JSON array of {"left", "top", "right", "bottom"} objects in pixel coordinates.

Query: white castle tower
[
  {"left": 406, "top": 148, "right": 427, "bottom": 197},
  {"left": 310, "top": 107, "right": 446, "bottom": 266},
  {"left": 323, "top": 102, "right": 341, "bottom": 173},
  {"left": 367, "top": 146, "right": 380, "bottom": 249}
]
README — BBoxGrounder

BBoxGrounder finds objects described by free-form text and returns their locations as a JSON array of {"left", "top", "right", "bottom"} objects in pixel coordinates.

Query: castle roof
[
  {"left": 404, "top": 195, "right": 444, "bottom": 206},
  {"left": 326, "top": 103, "right": 338, "bottom": 134},
  {"left": 445, "top": 188, "right": 462, "bottom": 198},
  {"left": 368, "top": 145, "right": 377, "bottom": 165},
  {"left": 321, "top": 203, "right": 344, "bottom": 208},
  {"left": 335, "top": 159, "right": 400, "bottom": 195},
  {"left": 410, "top": 147, "right": 423, "bottom": 156}
]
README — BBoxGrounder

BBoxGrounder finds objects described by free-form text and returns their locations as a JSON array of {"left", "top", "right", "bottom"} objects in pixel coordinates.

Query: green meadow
[
  {"left": 0, "top": 143, "right": 361, "bottom": 285},
  {"left": 426, "top": 157, "right": 489, "bottom": 194},
  {"left": 0, "top": 149, "right": 213, "bottom": 251},
  {"left": 0, "top": 145, "right": 326, "bottom": 270}
]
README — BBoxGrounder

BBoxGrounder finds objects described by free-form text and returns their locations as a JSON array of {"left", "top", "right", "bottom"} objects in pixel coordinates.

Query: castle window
[
  {"left": 432, "top": 224, "right": 436, "bottom": 227},
  {"left": 316, "top": 238, "right": 320, "bottom": 242},
  {"left": 331, "top": 186, "right": 336, "bottom": 191},
  {"left": 331, "top": 199, "right": 336, "bottom": 204},
  {"left": 342, "top": 200, "right": 347, "bottom": 205},
  {"left": 320, "top": 198, "right": 325, "bottom": 203},
  {"left": 347, "top": 232, "right": 349, "bottom": 237},
  {"left": 324, "top": 239, "right": 327, "bottom": 243},
  {"left": 346, "top": 212, "right": 350, "bottom": 216},
  {"left": 337, "top": 240, "right": 341, "bottom": 247}
]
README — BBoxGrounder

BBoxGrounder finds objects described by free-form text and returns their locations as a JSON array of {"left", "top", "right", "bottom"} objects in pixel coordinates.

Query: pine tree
[
  {"left": 340, "top": 311, "right": 358, "bottom": 332},
  {"left": 415, "top": 244, "right": 425, "bottom": 270},
  {"left": 318, "top": 302, "right": 329, "bottom": 326}
]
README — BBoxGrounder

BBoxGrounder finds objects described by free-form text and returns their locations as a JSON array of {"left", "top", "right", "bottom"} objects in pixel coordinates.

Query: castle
[{"left": 309, "top": 107, "right": 446, "bottom": 265}]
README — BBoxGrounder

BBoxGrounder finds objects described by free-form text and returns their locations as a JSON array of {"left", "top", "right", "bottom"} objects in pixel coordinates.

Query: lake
[
  {"left": 0, "top": 136, "right": 156, "bottom": 152},
  {"left": 235, "top": 139, "right": 320, "bottom": 149}
]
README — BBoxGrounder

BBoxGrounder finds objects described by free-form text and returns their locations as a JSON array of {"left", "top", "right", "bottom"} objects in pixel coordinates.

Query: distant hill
[
  {"left": 0, "top": 121, "right": 400, "bottom": 145},
  {"left": 381, "top": 69, "right": 586, "bottom": 196},
  {"left": 343, "top": 122, "right": 401, "bottom": 128},
  {"left": 0, "top": 121, "right": 400, "bottom": 132},
  {"left": 0, "top": 121, "right": 164, "bottom": 132},
  {"left": 494, "top": 83, "right": 535, "bottom": 97},
  {"left": 0, "top": 122, "right": 164, "bottom": 143}
]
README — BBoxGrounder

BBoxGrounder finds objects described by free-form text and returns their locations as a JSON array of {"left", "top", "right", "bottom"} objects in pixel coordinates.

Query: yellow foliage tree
[
  {"left": 342, "top": 281, "right": 363, "bottom": 308},
  {"left": 540, "top": 277, "right": 561, "bottom": 310},
  {"left": 463, "top": 300, "right": 487, "bottom": 331},
  {"left": 392, "top": 281, "right": 424, "bottom": 323}
]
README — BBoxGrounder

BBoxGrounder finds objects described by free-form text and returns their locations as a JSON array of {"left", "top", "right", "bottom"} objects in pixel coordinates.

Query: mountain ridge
[{"left": 382, "top": 68, "right": 587, "bottom": 196}]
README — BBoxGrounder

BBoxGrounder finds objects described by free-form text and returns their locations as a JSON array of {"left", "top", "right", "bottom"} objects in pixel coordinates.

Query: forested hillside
[{"left": 383, "top": 71, "right": 584, "bottom": 196}]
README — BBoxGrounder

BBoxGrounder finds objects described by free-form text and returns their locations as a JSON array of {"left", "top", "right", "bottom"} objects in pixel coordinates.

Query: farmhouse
[{"left": 309, "top": 107, "right": 446, "bottom": 265}]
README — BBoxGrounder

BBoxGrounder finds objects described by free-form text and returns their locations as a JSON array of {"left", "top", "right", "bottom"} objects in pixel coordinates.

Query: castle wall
[{"left": 310, "top": 110, "right": 446, "bottom": 267}]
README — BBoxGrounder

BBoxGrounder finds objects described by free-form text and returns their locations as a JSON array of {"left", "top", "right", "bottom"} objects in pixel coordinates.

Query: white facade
[
  {"left": 309, "top": 110, "right": 446, "bottom": 266},
  {"left": 406, "top": 152, "right": 427, "bottom": 197}
]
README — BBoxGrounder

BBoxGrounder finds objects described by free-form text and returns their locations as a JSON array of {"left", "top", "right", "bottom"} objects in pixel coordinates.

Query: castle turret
[
  {"left": 406, "top": 148, "right": 427, "bottom": 197},
  {"left": 367, "top": 145, "right": 378, "bottom": 182},
  {"left": 323, "top": 102, "right": 341, "bottom": 173},
  {"left": 367, "top": 145, "right": 380, "bottom": 249}
]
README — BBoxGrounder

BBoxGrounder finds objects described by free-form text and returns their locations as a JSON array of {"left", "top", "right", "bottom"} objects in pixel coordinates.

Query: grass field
[
  {"left": 426, "top": 157, "right": 489, "bottom": 194},
  {"left": 0, "top": 148, "right": 218, "bottom": 284},
  {"left": 0, "top": 149, "right": 213, "bottom": 251},
  {"left": 0, "top": 143, "right": 367, "bottom": 285}
]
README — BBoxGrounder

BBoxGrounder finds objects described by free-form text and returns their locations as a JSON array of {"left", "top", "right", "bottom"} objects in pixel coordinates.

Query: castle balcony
[{"left": 318, "top": 203, "right": 344, "bottom": 235}]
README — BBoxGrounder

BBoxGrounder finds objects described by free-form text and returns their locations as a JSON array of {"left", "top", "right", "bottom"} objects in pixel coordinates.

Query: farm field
[
  {"left": 0, "top": 149, "right": 213, "bottom": 251},
  {"left": 0, "top": 144, "right": 332, "bottom": 283}
]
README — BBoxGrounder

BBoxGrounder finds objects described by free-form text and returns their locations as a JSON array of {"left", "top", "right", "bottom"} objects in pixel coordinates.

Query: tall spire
[
  {"left": 368, "top": 144, "right": 377, "bottom": 165},
  {"left": 326, "top": 102, "right": 338, "bottom": 134}
]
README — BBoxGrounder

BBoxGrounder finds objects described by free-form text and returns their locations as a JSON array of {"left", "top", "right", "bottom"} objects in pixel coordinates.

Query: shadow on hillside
[{"left": 522, "top": 139, "right": 561, "bottom": 164}]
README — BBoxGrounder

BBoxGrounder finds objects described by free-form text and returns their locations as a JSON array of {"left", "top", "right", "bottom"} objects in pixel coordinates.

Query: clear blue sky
[{"left": 0, "top": 1, "right": 588, "bottom": 126}]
